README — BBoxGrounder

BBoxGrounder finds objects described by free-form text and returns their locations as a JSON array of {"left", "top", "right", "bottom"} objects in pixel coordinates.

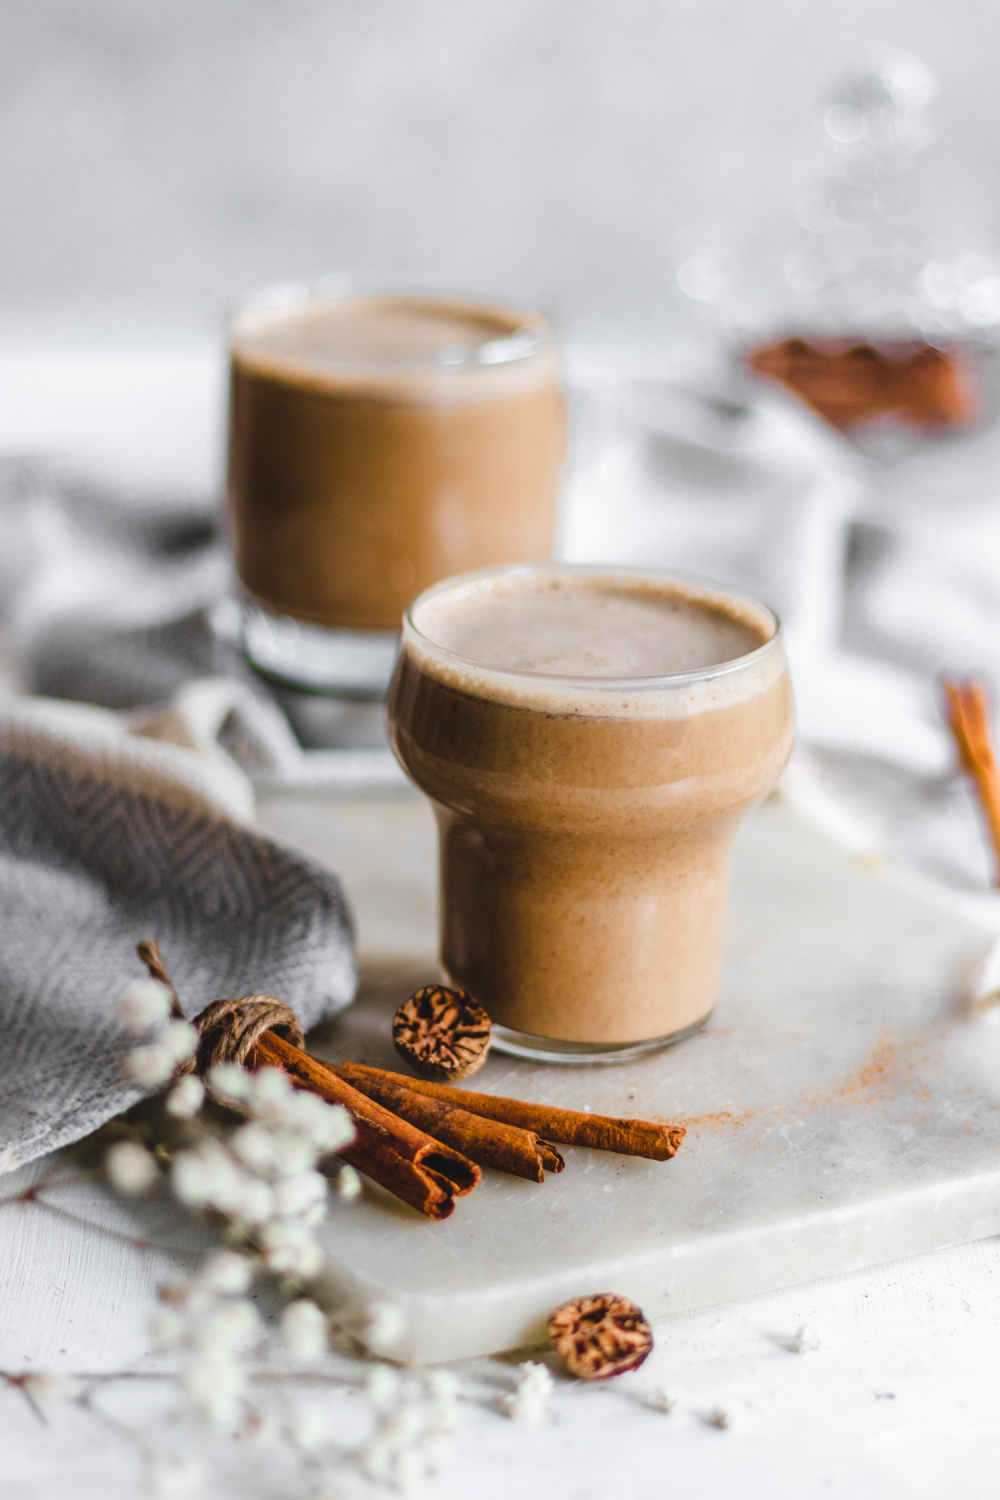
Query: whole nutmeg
[
  {"left": 548, "top": 1293, "right": 653, "bottom": 1380},
  {"left": 392, "top": 985, "right": 492, "bottom": 1080}
]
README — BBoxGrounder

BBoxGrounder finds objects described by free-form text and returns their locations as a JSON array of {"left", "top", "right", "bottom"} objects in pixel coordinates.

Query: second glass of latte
[
  {"left": 388, "top": 566, "right": 794, "bottom": 1061},
  {"left": 227, "top": 281, "right": 565, "bottom": 695}
]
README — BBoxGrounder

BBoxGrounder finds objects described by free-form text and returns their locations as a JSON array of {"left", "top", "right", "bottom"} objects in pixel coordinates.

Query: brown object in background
[
  {"left": 254, "top": 1031, "right": 480, "bottom": 1220},
  {"left": 392, "top": 985, "right": 492, "bottom": 1080},
  {"left": 332, "top": 1061, "right": 563, "bottom": 1181},
  {"left": 342, "top": 1063, "right": 686, "bottom": 1161},
  {"left": 746, "top": 337, "right": 979, "bottom": 433},
  {"left": 942, "top": 678, "right": 1000, "bottom": 887},
  {"left": 548, "top": 1292, "right": 654, "bottom": 1380}
]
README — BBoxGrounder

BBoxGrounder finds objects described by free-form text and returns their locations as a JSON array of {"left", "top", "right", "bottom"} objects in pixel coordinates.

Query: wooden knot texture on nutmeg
[{"left": 392, "top": 985, "right": 492, "bottom": 1080}]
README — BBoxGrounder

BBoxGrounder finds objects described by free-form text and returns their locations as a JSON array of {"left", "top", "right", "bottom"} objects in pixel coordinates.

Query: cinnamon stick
[
  {"left": 943, "top": 678, "right": 1000, "bottom": 886},
  {"left": 254, "top": 1032, "right": 480, "bottom": 1221},
  {"left": 339, "top": 1064, "right": 686, "bottom": 1161},
  {"left": 330, "top": 1060, "right": 565, "bottom": 1182}
]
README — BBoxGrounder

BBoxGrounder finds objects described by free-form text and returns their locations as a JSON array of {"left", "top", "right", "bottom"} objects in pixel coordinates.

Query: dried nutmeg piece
[
  {"left": 392, "top": 985, "right": 492, "bottom": 1080},
  {"left": 548, "top": 1293, "right": 653, "bottom": 1381}
]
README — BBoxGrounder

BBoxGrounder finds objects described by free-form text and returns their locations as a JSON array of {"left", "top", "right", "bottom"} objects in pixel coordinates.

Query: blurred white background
[{"left": 3, "top": 0, "right": 999, "bottom": 347}]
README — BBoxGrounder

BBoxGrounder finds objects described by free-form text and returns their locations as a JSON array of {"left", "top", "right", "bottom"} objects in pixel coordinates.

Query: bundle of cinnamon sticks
[
  {"left": 137, "top": 943, "right": 685, "bottom": 1222},
  {"left": 256, "top": 1032, "right": 685, "bottom": 1221}
]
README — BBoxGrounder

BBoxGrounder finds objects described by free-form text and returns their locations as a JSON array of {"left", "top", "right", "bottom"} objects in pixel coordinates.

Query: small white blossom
[
  {"left": 120, "top": 978, "right": 172, "bottom": 1035},
  {"left": 708, "top": 1402, "right": 738, "bottom": 1429},
  {"left": 260, "top": 1219, "right": 323, "bottom": 1279},
  {"left": 499, "top": 1361, "right": 553, "bottom": 1422},
  {"left": 188, "top": 1299, "right": 257, "bottom": 1355},
  {"left": 282, "top": 1091, "right": 355, "bottom": 1152},
  {"left": 167, "top": 1075, "right": 205, "bottom": 1119},
  {"left": 290, "top": 1401, "right": 328, "bottom": 1453},
  {"left": 365, "top": 1364, "right": 401, "bottom": 1413},
  {"left": 249, "top": 1067, "right": 293, "bottom": 1121},
  {"left": 161, "top": 1020, "right": 199, "bottom": 1065},
  {"left": 198, "top": 1250, "right": 253, "bottom": 1296},
  {"left": 148, "top": 1454, "right": 207, "bottom": 1498},
  {"left": 649, "top": 1387, "right": 679, "bottom": 1413},
  {"left": 365, "top": 1301, "right": 406, "bottom": 1354},
  {"left": 426, "top": 1370, "right": 459, "bottom": 1435},
  {"left": 106, "top": 1140, "right": 158, "bottom": 1195},
  {"left": 150, "top": 1306, "right": 185, "bottom": 1348},
  {"left": 337, "top": 1164, "right": 362, "bottom": 1200},
  {"left": 791, "top": 1322, "right": 822, "bottom": 1354},
  {"left": 208, "top": 1062, "right": 250, "bottom": 1102},
  {"left": 183, "top": 1352, "right": 246, "bottom": 1425},
  {"left": 273, "top": 1170, "right": 326, "bottom": 1218},
  {"left": 126, "top": 1042, "right": 176, "bottom": 1088},
  {"left": 232, "top": 1177, "right": 276, "bottom": 1225},
  {"left": 282, "top": 1299, "right": 329, "bottom": 1360},
  {"left": 231, "top": 1121, "right": 285, "bottom": 1176}
]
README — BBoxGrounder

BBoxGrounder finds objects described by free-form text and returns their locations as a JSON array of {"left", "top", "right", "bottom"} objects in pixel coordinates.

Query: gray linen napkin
[{"left": 0, "top": 696, "right": 356, "bottom": 1172}]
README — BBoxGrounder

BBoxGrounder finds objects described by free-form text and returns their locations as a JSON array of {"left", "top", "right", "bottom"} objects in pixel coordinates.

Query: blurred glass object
[{"left": 678, "top": 53, "right": 1000, "bottom": 460}]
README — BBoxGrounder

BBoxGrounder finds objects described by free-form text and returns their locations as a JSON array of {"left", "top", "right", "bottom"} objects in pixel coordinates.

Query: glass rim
[
  {"left": 228, "top": 275, "right": 554, "bottom": 371},
  {"left": 402, "top": 563, "right": 783, "bottom": 692}
]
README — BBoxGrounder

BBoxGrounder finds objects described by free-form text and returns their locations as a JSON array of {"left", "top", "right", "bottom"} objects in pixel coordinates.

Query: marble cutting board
[{"left": 257, "top": 791, "right": 1000, "bottom": 1365}]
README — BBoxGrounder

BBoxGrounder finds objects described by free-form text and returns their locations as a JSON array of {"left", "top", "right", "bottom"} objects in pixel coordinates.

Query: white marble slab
[{"left": 255, "top": 793, "right": 1000, "bottom": 1365}]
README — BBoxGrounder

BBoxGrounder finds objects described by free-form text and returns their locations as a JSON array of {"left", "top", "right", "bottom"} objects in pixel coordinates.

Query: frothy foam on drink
[{"left": 407, "top": 570, "right": 782, "bottom": 718}]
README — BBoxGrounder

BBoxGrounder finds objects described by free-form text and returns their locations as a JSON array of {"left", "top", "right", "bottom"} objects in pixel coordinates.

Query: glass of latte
[
  {"left": 387, "top": 565, "right": 795, "bottom": 1061},
  {"left": 227, "top": 283, "right": 565, "bottom": 697}
]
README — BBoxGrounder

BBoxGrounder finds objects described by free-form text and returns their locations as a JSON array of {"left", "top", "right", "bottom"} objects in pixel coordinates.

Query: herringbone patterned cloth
[{"left": 0, "top": 697, "right": 356, "bottom": 1171}]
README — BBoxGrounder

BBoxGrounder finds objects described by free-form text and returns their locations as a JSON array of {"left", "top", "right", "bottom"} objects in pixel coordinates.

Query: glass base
[
  {"left": 241, "top": 601, "right": 399, "bottom": 698},
  {"left": 489, "top": 1012, "right": 712, "bottom": 1065}
]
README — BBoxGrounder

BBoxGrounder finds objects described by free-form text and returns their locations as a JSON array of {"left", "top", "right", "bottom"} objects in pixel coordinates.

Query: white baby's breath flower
[
  {"left": 260, "top": 1219, "right": 323, "bottom": 1279},
  {"left": 188, "top": 1299, "right": 257, "bottom": 1355},
  {"left": 365, "top": 1301, "right": 406, "bottom": 1354},
  {"left": 649, "top": 1387, "right": 679, "bottom": 1413},
  {"left": 161, "top": 1020, "right": 199, "bottom": 1066},
  {"left": 365, "top": 1364, "right": 401, "bottom": 1413},
  {"left": 273, "top": 1170, "right": 326, "bottom": 1219},
  {"left": 791, "top": 1322, "right": 822, "bottom": 1354},
  {"left": 499, "top": 1361, "right": 553, "bottom": 1422},
  {"left": 106, "top": 1140, "right": 158, "bottom": 1195},
  {"left": 271, "top": 1132, "right": 315, "bottom": 1177},
  {"left": 150, "top": 1306, "right": 185, "bottom": 1348},
  {"left": 426, "top": 1370, "right": 459, "bottom": 1434},
  {"left": 166, "top": 1075, "right": 205, "bottom": 1119},
  {"left": 126, "top": 1042, "right": 176, "bottom": 1088},
  {"left": 337, "top": 1164, "right": 362, "bottom": 1201},
  {"left": 230, "top": 1121, "right": 284, "bottom": 1176},
  {"left": 708, "top": 1402, "right": 738, "bottom": 1429},
  {"left": 120, "top": 978, "right": 172, "bottom": 1035},
  {"left": 281, "top": 1299, "right": 329, "bottom": 1360},
  {"left": 249, "top": 1067, "right": 293, "bottom": 1120},
  {"left": 289, "top": 1401, "right": 328, "bottom": 1453},
  {"left": 283, "top": 1092, "right": 355, "bottom": 1153},
  {"left": 183, "top": 1352, "right": 246, "bottom": 1424},
  {"left": 198, "top": 1249, "right": 253, "bottom": 1296},
  {"left": 207, "top": 1062, "right": 250, "bottom": 1102},
  {"left": 231, "top": 1177, "right": 276, "bottom": 1226}
]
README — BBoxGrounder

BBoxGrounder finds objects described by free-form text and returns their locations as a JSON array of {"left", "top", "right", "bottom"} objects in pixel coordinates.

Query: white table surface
[{"left": 4, "top": 349, "right": 1000, "bottom": 1499}]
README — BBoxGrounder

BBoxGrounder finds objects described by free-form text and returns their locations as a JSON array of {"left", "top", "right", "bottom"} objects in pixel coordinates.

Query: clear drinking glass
[
  {"left": 387, "top": 564, "right": 795, "bottom": 1063},
  {"left": 226, "top": 279, "right": 566, "bottom": 699}
]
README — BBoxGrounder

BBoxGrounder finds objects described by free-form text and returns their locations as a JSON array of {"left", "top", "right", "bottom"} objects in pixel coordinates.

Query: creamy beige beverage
[
  {"left": 387, "top": 566, "right": 795, "bottom": 1057},
  {"left": 228, "top": 293, "right": 564, "bottom": 636}
]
